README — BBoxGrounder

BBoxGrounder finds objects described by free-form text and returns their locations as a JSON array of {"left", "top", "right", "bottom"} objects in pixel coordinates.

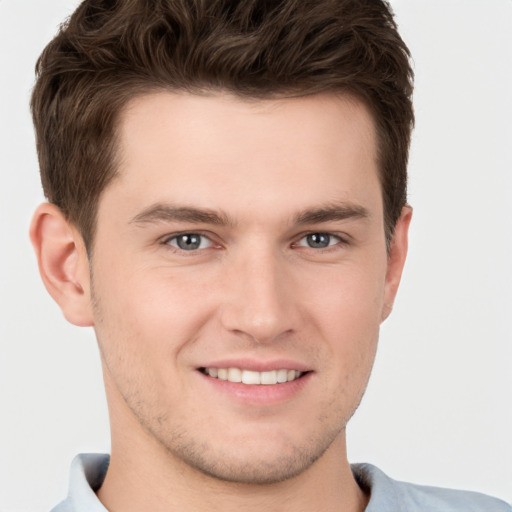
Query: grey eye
[
  {"left": 297, "top": 233, "right": 340, "bottom": 249},
  {"left": 307, "top": 233, "right": 330, "bottom": 248},
  {"left": 167, "top": 233, "right": 211, "bottom": 251}
]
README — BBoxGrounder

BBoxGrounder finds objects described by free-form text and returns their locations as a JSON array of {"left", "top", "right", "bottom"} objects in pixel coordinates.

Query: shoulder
[{"left": 351, "top": 463, "right": 511, "bottom": 512}]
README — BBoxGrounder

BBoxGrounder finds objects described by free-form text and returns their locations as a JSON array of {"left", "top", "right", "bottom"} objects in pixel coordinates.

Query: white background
[{"left": 0, "top": 1, "right": 511, "bottom": 510}]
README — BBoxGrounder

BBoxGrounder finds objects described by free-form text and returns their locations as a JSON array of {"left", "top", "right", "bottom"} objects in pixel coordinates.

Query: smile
[{"left": 201, "top": 367, "right": 304, "bottom": 385}]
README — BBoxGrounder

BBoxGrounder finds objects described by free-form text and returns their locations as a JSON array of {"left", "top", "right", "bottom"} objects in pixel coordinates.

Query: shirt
[{"left": 51, "top": 453, "right": 511, "bottom": 512}]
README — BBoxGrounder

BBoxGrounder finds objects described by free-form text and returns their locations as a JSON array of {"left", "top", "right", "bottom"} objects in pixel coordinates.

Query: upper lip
[{"left": 198, "top": 359, "right": 312, "bottom": 373}]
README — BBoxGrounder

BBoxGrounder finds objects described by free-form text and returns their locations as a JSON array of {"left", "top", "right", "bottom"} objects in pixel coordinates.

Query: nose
[{"left": 219, "top": 244, "right": 298, "bottom": 344}]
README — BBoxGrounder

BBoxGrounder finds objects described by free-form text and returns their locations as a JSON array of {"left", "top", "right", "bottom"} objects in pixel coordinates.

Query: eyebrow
[
  {"left": 130, "top": 201, "right": 369, "bottom": 228},
  {"left": 293, "top": 202, "right": 369, "bottom": 225},
  {"left": 130, "top": 203, "right": 234, "bottom": 226}
]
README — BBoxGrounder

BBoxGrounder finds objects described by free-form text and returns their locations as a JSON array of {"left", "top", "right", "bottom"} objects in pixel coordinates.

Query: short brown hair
[{"left": 31, "top": 0, "right": 414, "bottom": 250}]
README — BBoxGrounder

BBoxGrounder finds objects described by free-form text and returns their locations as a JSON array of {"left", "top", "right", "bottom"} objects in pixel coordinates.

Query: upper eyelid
[
  {"left": 293, "top": 230, "right": 350, "bottom": 243},
  {"left": 161, "top": 230, "right": 214, "bottom": 243}
]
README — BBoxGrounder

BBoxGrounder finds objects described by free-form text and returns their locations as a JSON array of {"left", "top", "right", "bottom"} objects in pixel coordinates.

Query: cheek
[
  {"left": 91, "top": 262, "right": 217, "bottom": 362},
  {"left": 299, "top": 260, "right": 385, "bottom": 374},
  {"left": 304, "top": 258, "right": 386, "bottom": 330}
]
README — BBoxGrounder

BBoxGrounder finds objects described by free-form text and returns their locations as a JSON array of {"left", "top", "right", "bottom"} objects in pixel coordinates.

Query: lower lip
[{"left": 197, "top": 371, "right": 312, "bottom": 406}]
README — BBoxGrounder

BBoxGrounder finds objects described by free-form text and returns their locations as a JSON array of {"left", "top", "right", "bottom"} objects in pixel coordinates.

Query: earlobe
[
  {"left": 30, "top": 203, "right": 94, "bottom": 327},
  {"left": 381, "top": 206, "right": 413, "bottom": 322}
]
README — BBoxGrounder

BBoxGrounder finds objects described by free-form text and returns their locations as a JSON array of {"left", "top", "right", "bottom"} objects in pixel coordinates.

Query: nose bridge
[{"left": 220, "top": 240, "right": 295, "bottom": 342}]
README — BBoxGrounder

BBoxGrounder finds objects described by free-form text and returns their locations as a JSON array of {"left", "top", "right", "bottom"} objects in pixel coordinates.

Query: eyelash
[{"left": 161, "top": 231, "right": 349, "bottom": 254}]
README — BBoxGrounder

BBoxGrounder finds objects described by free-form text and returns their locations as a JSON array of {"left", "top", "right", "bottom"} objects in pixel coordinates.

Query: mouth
[{"left": 199, "top": 367, "right": 306, "bottom": 385}]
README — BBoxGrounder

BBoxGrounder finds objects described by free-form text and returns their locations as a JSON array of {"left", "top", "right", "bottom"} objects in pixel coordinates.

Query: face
[{"left": 88, "top": 92, "right": 408, "bottom": 483}]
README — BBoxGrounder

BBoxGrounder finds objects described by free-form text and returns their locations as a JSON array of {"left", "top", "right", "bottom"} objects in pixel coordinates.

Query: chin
[
  {"left": 173, "top": 446, "right": 324, "bottom": 485},
  {"left": 159, "top": 422, "right": 344, "bottom": 485}
]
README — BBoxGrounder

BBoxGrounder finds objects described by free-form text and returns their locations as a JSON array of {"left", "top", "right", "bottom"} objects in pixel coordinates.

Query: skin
[{"left": 31, "top": 92, "right": 411, "bottom": 512}]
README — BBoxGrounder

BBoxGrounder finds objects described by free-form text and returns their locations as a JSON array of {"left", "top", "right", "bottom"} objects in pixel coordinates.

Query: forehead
[
  {"left": 103, "top": 91, "right": 381, "bottom": 225},
  {"left": 118, "top": 91, "right": 377, "bottom": 162}
]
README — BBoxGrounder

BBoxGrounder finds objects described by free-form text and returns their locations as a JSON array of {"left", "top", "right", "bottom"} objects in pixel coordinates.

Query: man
[{"left": 28, "top": 1, "right": 510, "bottom": 511}]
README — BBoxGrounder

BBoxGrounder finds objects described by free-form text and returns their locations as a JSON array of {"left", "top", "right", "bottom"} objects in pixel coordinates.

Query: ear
[
  {"left": 30, "top": 203, "right": 94, "bottom": 327},
  {"left": 381, "top": 206, "right": 413, "bottom": 322}
]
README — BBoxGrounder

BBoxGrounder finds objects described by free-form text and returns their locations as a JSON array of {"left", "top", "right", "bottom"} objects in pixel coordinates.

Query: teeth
[
  {"left": 203, "top": 367, "right": 304, "bottom": 385},
  {"left": 276, "top": 369, "right": 288, "bottom": 383},
  {"left": 261, "top": 370, "right": 277, "bottom": 385},
  {"left": 228, "top": 368, "right": 242, "bottom": 383},
  {"left": 242, "top": 370, "right": 260, "bottom": 385}
]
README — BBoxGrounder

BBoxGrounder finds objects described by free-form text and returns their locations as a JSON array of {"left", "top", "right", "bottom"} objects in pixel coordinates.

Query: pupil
[
  {"left": 308, "top": 233, "right": 330, "bottom": 248},
  {"left": 177, "top": 234, "right": 200, "bottom": 250}
]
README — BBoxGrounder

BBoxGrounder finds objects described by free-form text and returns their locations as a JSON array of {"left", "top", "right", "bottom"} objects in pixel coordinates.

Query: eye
[
  {"left": 296, "top": 232, "right": 342, "bottom": 249},
  {"left": 165, "top": 233, "right": 212, "bottom": 251}
]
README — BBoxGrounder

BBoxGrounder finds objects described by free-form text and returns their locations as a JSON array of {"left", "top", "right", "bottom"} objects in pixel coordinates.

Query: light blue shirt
[{"left": 51, "top": 453, "right": 511, "bottom": 512}]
